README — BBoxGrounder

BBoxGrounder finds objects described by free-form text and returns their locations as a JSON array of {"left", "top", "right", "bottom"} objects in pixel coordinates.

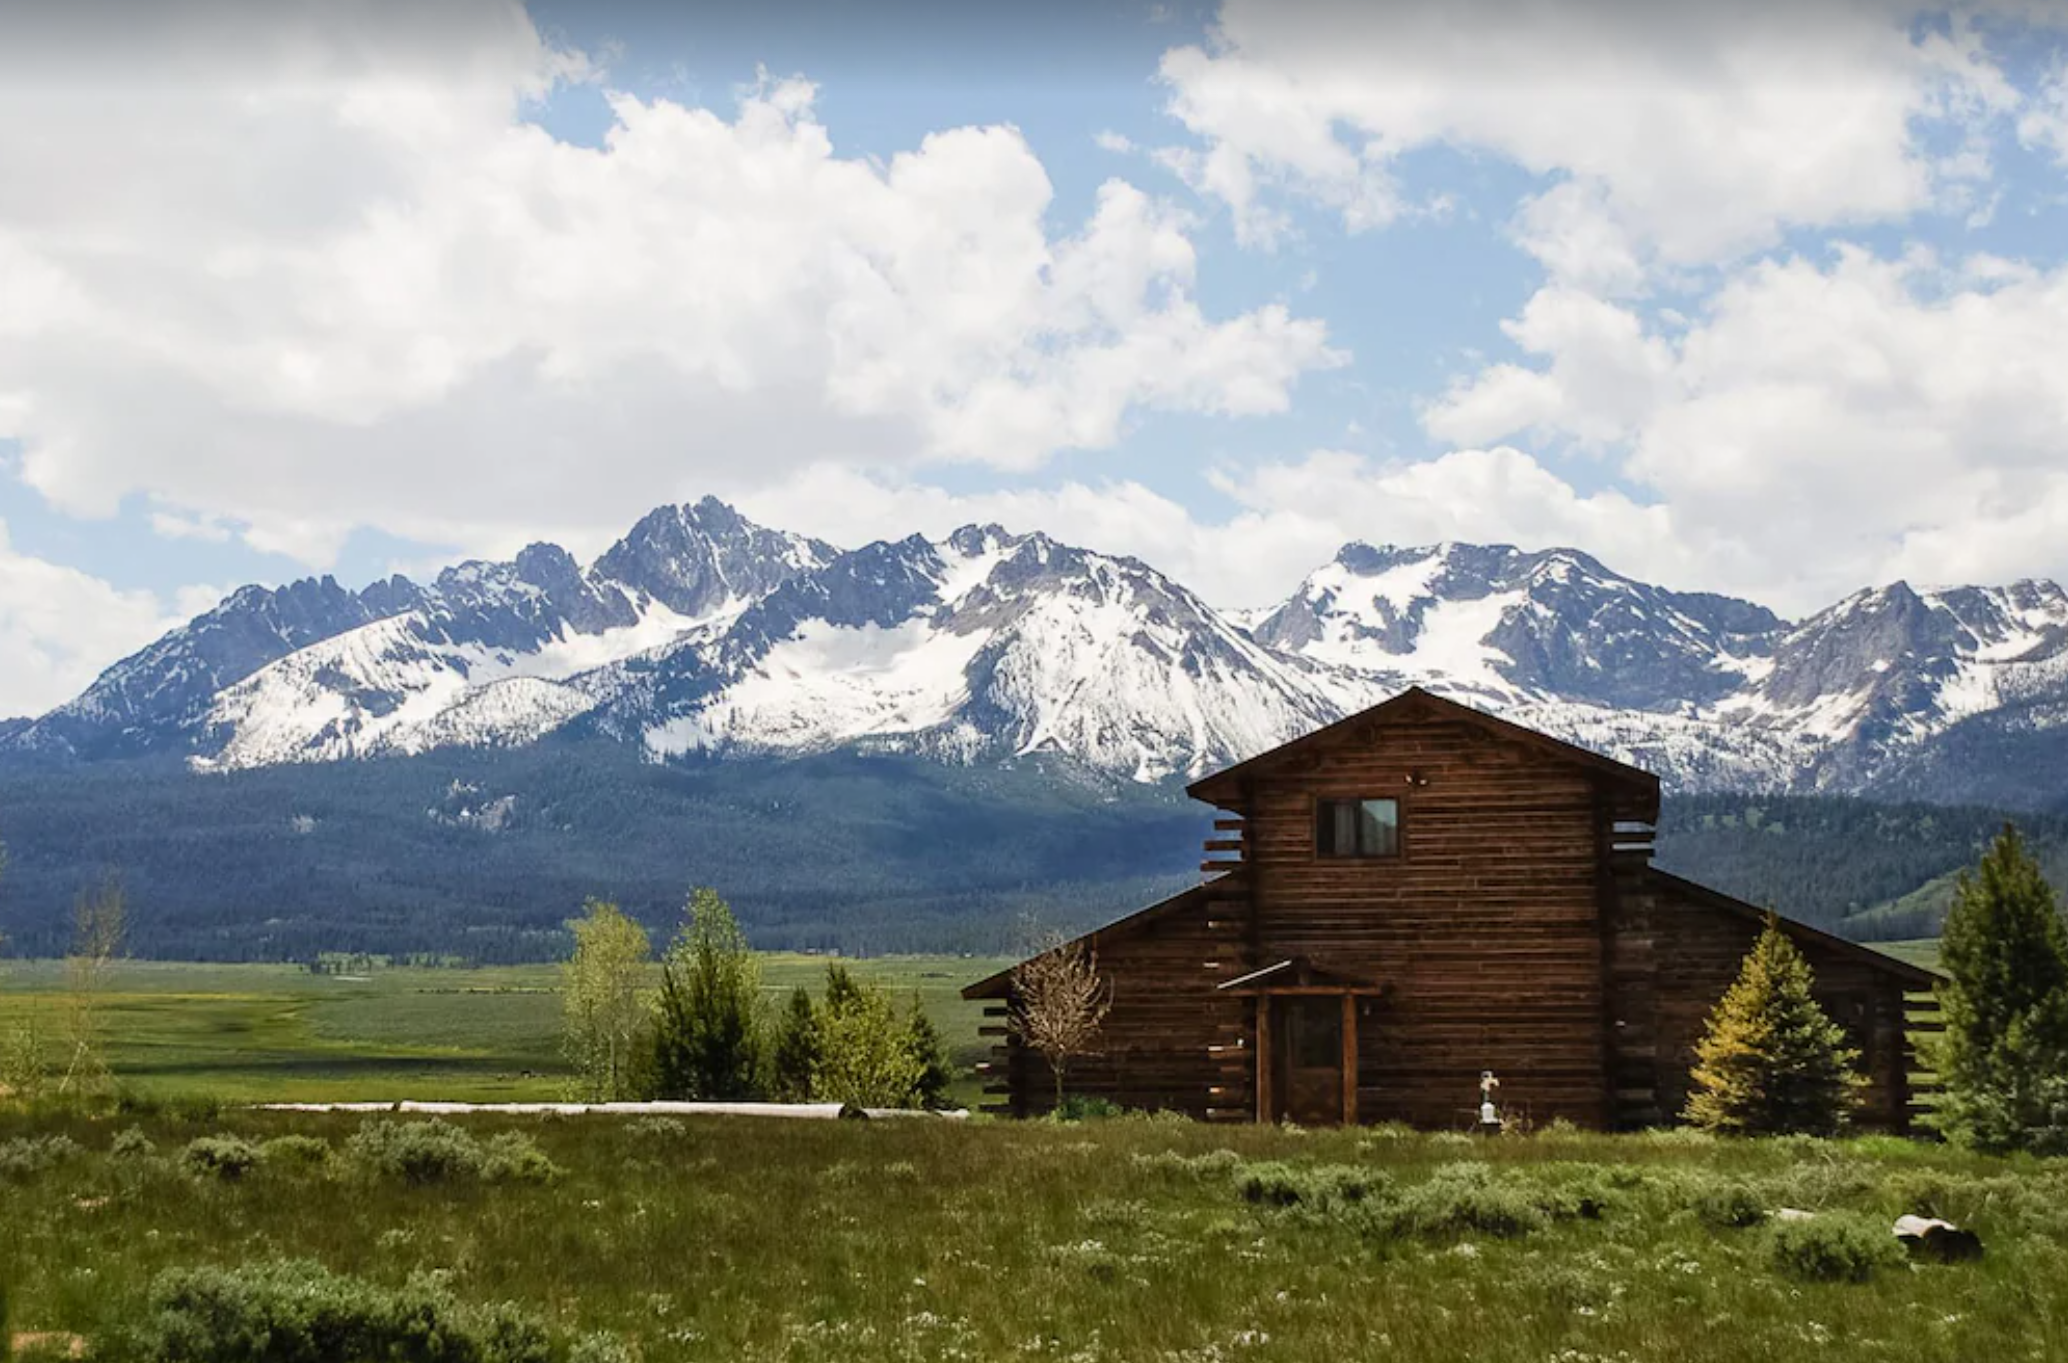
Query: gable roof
[
  {"left": 961, "top": 876, "right": 1236, "bottom": 1000},
  {"left": 1185, "top": 686, "right": 1660, "bottom": 819},
  {"left": 1646, "top": 866, "right": 1943, "bottom": 989}
]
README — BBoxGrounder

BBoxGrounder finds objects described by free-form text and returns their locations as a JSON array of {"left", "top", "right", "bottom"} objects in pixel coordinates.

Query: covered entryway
[{"left": 1219, "top": 957, "right": 1383, "bottom": 1126}]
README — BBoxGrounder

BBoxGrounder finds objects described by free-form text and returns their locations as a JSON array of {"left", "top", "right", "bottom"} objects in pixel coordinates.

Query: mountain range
[{"left": 8, "top": 497, "right": 2068, "bottom": 811}]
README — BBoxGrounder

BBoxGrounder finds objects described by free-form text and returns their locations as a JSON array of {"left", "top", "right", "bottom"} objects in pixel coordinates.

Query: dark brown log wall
[
  {"left": 974, "top": 695, "right": 1932, "bottom": 1132},
  {"left": 980, "top": 881, "right": 1252, "bottom": 1119},
  {"left": 1244, "top": 714, "right": 1612, "bottom": 1128},
  {"left": 1641, "top": 878, "right": 1918, "bottom": 1131}
]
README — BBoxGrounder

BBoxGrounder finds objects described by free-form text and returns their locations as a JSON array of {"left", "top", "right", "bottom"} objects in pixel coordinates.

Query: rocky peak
[{"left": 593, "top": 499, "right": 837, "bottom": 619}]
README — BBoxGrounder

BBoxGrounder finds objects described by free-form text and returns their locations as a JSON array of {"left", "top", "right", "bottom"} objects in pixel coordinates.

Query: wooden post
[
  {"left": 1254, "top": 997, "right": 1273, "bottom": 1124},
  {"left": 1341, "top": 992, "right": 1358, "bottom": 1126}
]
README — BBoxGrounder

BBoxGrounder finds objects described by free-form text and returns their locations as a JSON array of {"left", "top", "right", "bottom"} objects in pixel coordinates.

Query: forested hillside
[
  {"left": 2, "top": 749, "right": 2059, "bottom": 961},
  {"left": 0, "top": 744, "right": 1202, "bottom": 960},
  {"left": 1654, "top": 794, "right": 2068, "bottom": 939}
]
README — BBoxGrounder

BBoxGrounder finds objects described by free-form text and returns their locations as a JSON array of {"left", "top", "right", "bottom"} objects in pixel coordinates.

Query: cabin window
[{"left": 1315, "top": 798, "right": 1400, "bottom": 858}]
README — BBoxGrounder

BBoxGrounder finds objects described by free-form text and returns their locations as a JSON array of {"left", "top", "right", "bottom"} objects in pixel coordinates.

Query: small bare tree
[
  {"left": 57, "top": 874, "right": 125, "bottom": 1101},
  {"left": 1010, "top": 931, "right": 1113, "bottom": 1110}
]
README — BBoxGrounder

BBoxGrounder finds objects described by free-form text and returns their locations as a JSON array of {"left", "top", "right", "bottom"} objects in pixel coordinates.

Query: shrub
[
  {"left": 1529, "top": 1163, "right": 1620, "bottom": 1220},
  {"left": 1234, "top": 1161, "right": 1384, "bottom": 1211},
  {"left": 101, "top": 1258, "right": 560, "bottom": 1363},
  {"left": 1691, "top": 1179, "right": 1769, "bottom": 1229},
  {"left": 257, "top": 1135, "right": 332, "bottom": 1171},
  {"left": 110, "top": 1127, "right": 157, "bottom": 1160},
  {"left": 344, "top": 1121, "right": 560, "bottom": 1186},
  {"left": 812, "top": 966, "right": 926, "bottom": 1109},
  {"left": 1052, "top": 1095, "right": 1124, "bottom": 1122},
  {"left": 1357, "top": 1122, "right": 1417, "bottom": 1145},
  {"left": 0, "top": 1134, "right": 83, "bottom": 1181},
  {"left": 568, "top": 1336, "right": 635, "bottom": 1363},
  {"left": 1764, "top": 1153, "right": 1877, "bottom": 1210},
  {"left": 480, "top": 1131, "right": 561, "bottom": 1185},
  {"left": 114, "top": 1093, "right": 227, "bottom": 1124},
  {"left": 1767, "top": 1213, "right": 1904, "bottom": 1283},
  {"left": 1131, "top": 1148, "right": 1243, "bottom": 1178},
  {"left": 1118, "top": 1106, "right": 1192, "bottom": 1126},
  {"left": 1394, "top": 1162, "right": 1548, "bottom": 1238},
  {"left": 1884, "top": 1168, "right": 2065, "bottom": 1232},
  {"left": 625, "top": 1116, "right": 686, "bottom": 1142},
  {"left": 345, "top": 1120, "right": 483, "bottom": 1184},
  {"left": 180, "top": 1136, "right": 259, "bottom": 1181}
]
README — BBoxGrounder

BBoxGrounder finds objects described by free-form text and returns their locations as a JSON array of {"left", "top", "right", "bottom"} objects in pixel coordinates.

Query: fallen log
[
  {"left": 1893, "top": 1214, "right": 1983, "bottom": 1262},
  {"left": 256, "top": 1101, "right": 969, "bottom": 1120}
]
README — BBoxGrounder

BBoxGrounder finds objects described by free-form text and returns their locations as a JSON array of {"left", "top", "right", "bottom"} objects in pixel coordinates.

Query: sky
[{"left": 4, "top": 0, "right": 2068, "bottom": 717}]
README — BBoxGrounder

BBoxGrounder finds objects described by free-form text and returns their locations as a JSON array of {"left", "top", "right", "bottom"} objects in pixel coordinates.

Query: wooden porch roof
[{"left": 1215, "top": 956, "right": 1384, "bottom": 995}]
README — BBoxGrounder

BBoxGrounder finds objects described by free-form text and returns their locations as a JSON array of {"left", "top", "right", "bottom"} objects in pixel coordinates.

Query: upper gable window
[{"left": 1316, "top": 798, "right": 1400, "bottom": 858}]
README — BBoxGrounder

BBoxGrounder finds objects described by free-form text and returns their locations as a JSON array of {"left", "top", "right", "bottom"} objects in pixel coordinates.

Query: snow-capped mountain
[
  {"left": 1252, "top": 542, "right": 1781, "bottom": 711},
  {"left": 4, "top": 497, "right": 836, "bottom": 767},
  {"left": 11, "top": 500, "right": 2068, "bottom": 805},
  {"left": 602, "top": 525, "right": 1353, "bottom": 782}
]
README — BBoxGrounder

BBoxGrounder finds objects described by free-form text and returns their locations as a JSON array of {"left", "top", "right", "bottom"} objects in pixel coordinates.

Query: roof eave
[
  {"left": 960, "top": 875, "right": 1241, "bottom": 1000},
  {"left": 1646, "top": 867, "right": 1944, "bottom": 988},
  {"left": 1187, "top": 687, "right": 1659, "bottom": 812}
]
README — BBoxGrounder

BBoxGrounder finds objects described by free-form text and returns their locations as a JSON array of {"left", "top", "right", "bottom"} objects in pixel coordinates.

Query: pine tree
[
  {"left": 904, "top": 996, "right": 953, "bottom": 1110},
  {"left": 1934, "top": 823, "right": 2068, "bottom": 1152},
  {"left": 1685, "top": 913, "right": 1863, "bottom": 1136},
  {"left": 649, "top": 888, "right": 764, "bottom": 1101},
  {"left": 770, "top": 986, "right": 820, "bottom": 1102}
]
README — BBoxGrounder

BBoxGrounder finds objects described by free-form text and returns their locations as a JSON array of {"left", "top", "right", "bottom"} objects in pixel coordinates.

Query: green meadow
[
  {"left": 4, "top": 1110, "right": 2066, "bottom": 1362},
  {"left": 0, "top": 955, "right": 1011, "bottom": 1105}
]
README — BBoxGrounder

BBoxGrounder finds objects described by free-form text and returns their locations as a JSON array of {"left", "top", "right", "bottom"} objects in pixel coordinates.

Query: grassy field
[
  {"left": 0, "top": 955, "right": 1012, "bottom": 1105},
  {"left": 3, "top": 1109, "right": 2065, "bottom": 1362}
]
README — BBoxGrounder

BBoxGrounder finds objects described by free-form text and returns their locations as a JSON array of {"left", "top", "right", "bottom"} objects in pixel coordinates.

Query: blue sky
[{"left": 3, "top": 0, "right": 2068, "bottom": 715}]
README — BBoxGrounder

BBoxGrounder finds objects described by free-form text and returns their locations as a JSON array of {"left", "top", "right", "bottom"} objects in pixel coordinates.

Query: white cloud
[
  {"left": 0, "top": 0, "right": 1339, "bottom": 570},
  {"left": 2020, "top": 56, "right": 2068, "bottom": 160},
  {"left": 0, "top": 519, "right": 190, "bottom": 716},
  {"left": 147, "top": 508, "right": 233, "bottom": 544},
  {"left": 1159, "top": 0, "right": 2017, "bottom": 277},
  {"left": 1423, "top": 246, "right": 2068, "bottom": 610},
  {"left": 1206, "top": 447, "right": 1713, "bottom": 601},
  {"left": 1425, "top": 287, "right": 1677, "bottom": 448}
]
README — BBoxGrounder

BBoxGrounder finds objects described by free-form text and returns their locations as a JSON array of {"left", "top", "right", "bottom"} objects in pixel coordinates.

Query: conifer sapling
[{"left": 1685, "top": 912, "right": 1863, "bottom": 1136}]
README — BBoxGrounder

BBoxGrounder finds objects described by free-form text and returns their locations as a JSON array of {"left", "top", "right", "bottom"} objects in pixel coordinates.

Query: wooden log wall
[
  {"left": 977, "top": 875, "right": 1257, "bottom": 1120},
  {"left": 1639, "top": 878, "right": 1921, "bottom": 1132},
  {"left": 1243, "top": 714, "right": 1614, "bottom": 1129},
  {"left": 976, "top": 696, "right": 1930, "bottom": 1132},
  {"left": 1603, "top": 847, "right": 1664, "bottom": 1128}
]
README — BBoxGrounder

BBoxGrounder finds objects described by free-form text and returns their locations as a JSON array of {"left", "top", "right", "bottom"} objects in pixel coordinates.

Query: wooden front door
[{"left": 1272, "top": 995, "right": 1345, "bottom": 1125}]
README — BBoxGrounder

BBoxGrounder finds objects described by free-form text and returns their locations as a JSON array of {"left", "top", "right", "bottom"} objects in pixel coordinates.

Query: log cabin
[{"left": 965, "top": 687, "right": 1942, "bottom": 1131}]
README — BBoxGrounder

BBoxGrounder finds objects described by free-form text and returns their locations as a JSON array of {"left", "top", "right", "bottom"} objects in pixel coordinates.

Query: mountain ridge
[{"left": 11, "top": 501, "right": 2068, "bottom": 810}]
